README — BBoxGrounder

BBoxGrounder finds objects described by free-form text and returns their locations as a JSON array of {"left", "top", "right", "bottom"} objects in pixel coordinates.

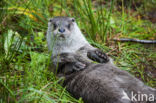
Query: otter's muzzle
[{"left": 58, "top": 28, "right": 65, "bottom": 33}]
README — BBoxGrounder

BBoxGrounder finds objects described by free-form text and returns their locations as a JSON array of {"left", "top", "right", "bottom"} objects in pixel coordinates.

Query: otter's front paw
[
  {"left": 72, "top": 62, "right": 86, "bottom": 71},
  {"left": 87, "top": 49, "right": 109, "bottom": 63}
]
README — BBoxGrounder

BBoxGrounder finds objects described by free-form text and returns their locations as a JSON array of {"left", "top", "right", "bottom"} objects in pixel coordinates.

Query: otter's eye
[
  {"left": 71, "top": 18, "right": 75, "bottom": 22},
  {"left": 49, "top": 19, "right": 53, "bottom": 22},
  {"left": 53, "top": 23, "right": 57, "bottom": 29}
]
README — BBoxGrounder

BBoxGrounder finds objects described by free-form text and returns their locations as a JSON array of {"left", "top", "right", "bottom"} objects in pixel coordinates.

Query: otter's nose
[{"left": 58, "top": 28, "right": 65, "bottom": 33}]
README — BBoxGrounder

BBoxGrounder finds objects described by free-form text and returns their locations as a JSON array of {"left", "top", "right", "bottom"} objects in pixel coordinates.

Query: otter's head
[{"left": 48, "top": 16, "right": 75, "bottom": 40}]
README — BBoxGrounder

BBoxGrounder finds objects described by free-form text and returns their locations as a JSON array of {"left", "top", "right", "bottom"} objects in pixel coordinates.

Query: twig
[{"left": 113, "top": 38, "right": 156, "bottom": 44}]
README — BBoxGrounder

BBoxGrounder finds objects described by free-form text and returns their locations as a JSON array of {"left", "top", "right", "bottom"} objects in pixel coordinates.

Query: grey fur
[
  {"left": 56, "top": 53, "right": 156, "bottom": 103},
  {"left": 64, "top": 57, "right": 156, "bottom": 103},
  {"left": 46, "top": 16, "right": 156, "bottom": 103}
]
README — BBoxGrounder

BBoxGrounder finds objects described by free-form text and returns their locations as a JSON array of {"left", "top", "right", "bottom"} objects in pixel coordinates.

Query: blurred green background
[{"left": 0, "top": 0, "right": 156, "bottom": 102}]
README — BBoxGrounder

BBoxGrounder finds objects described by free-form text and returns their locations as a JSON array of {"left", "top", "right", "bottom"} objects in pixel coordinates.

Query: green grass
[{"left": 0, "top": 0, "right": 156, "bottom": 102}]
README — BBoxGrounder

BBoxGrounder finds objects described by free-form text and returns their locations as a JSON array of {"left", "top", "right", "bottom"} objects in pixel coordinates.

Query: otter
[
  {"left": 47, "top": 16, "right": 156, "bottom": 103},
  {"left": 46, "top": 16, "right": 110, "bottom": 74}
]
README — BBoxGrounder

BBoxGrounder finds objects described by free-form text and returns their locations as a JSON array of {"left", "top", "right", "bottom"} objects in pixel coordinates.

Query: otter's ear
[
  {"left": 48, "top": 18, "right": 53, "bottom": 22},
  {"left": 71, "top": 18, "right": 75, "bottom": 22}
]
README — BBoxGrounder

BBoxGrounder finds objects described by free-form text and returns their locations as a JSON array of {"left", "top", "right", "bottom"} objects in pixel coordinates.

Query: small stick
[{"left": 113, "top": 38, "right": 156, "bottom": 44}]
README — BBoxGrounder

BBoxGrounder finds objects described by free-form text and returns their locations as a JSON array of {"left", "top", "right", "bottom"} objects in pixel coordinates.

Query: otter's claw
[
  {"left": 73, "top": 62, "right": 86, "bottom": 71},
  {"left": 87, "top": 49, "right": 109, "bottom": 63}
]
